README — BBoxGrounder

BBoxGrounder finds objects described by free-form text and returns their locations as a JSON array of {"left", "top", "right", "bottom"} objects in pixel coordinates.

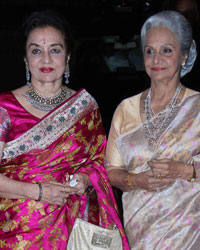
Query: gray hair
[{"left": 141, "top": 10, "right": 197, "bottom": 77}]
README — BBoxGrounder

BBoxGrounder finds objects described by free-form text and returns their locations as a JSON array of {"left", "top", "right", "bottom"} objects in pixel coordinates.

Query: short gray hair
[{"left": 141, "top": 10, "right": 197, "bottom": 77}]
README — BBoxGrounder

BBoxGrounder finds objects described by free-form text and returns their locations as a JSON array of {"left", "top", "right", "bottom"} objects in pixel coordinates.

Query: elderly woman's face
[
  {"left": 25, "top": 26, "right": 68, "bottom": 85},
  {"left": 144, "top": 26, "right": 186, "bottom": 83}
]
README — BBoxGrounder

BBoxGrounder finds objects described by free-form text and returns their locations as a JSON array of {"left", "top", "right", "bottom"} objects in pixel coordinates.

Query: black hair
[{"left": 22, "top": 9, "right": 73, "bottom": 56}]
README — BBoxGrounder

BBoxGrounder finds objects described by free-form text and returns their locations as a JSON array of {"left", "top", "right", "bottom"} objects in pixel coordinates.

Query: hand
[
  {"left": 39, "top": 182, "right": 70, "bottom": 205},
  {"left": 66, "top": 173, "right": 91, "bottom": 196},
  {"left": 133, "top": 169, "right": 173, "bottom": 192},
  {"left": 148, "top": 158, "right": 193, "bottom": 180}
]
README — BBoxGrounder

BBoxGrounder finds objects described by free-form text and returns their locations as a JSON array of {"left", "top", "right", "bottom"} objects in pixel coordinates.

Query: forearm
[
  {"left": 0, "top": 174, "right": 39, "bottom": 200},
  {"left": 107, "top": 169, "right": 136, "bottom": 192}
]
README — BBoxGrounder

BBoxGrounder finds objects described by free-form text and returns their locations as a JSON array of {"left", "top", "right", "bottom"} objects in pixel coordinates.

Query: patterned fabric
[
  {"left": 0, "top": 89, "right": 129, "bottom": 250},
  {"left": 106, "top": 88, "right": 200, "bottom": 250},
  {"left": 0, "top": 106, "right": 10, "bottom": 142}
]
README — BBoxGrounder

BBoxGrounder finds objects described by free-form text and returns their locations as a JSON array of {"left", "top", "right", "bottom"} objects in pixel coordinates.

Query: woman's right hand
[
  {"left": 133, "top": 170, "right": 174, "bottom": 192},
  {"left": 38, "top": 182, "right": 70, "bottom": 205}
]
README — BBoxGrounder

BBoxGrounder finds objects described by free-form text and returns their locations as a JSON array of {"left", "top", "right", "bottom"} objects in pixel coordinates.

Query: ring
[
  {"left": 156, "top": 188, "right": 160, "bottom": 192},
  {"left": 158, "top": 174, "right": 163, "bottom": 179}
]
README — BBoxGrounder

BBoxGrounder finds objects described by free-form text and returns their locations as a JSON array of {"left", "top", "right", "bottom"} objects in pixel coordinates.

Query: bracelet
[
  {"left": 188, "top": 164, "right": 196, "bottom": 182},
  {"left": 35, "top": 182, "right": 43, "bottom": 201},
  {"left": 125, "top": 172, "right": 135, "bottom": 189}
]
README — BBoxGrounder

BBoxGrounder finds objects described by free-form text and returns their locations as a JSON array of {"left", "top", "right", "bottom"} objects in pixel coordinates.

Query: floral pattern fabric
[
  {"left": 106, "top": 88, "right": 200, "bottom": 250},
  {"left": 0, "top": 89, "right": 129, "bottom": 250}
]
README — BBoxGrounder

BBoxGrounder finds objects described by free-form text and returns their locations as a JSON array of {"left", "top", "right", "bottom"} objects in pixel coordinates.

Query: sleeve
[
  {"left": 0, "top": 106, "right": 11, "bottom": 142},
  {"left": 105, "top": 102, "right": 126, "bottom": 171}
]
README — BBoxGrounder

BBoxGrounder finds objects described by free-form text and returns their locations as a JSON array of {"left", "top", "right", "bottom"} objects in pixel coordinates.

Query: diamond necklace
[
  {"left": 24, "top": 85, "right": 71, "bottom": 112},
  {"left": 143, "top": 84, "right": 182, "bottom": 150}
]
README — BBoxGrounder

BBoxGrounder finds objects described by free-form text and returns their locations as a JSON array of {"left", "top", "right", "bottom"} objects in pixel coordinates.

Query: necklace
[
  {"left": 143, "top": 84, "right": 182, "bottom": 150},
  {"left": 24, "top": 85, "right": 71, "bottom": 112}
]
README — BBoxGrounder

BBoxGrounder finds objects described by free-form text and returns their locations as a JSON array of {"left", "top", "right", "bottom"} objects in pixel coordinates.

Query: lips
[
  {"left": 151, "top": 67, "right": 166, "bottom": 72},
  {"left": 40, "top": 67, "right": 54, "bottom": 73}
]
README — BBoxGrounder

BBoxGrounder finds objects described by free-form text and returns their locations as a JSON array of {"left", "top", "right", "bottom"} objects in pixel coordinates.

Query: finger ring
[
  {"left": 158, "top": 174, "right": 163, "bottom": 179},
  {"left": 156, "top": 188, "right": 160, "bottom": 192}
]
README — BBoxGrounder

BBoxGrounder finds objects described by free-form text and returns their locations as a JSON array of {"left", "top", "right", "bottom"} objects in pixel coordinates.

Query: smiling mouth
[
  {"left": 40, "top": 67, "right": 54, "bottom": 73},
  {"left": 151, "top": 67, "right": 166, "bottom": 72}
]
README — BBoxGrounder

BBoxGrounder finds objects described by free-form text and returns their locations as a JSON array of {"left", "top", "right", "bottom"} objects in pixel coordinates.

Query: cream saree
[{"left": 106, "top": 88, "right": 200, "bottom": 250}]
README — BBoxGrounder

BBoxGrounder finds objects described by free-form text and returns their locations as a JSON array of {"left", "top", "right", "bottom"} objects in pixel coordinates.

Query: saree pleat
[{"left": 0, "top": 89, "right": 129, "bottom": 250}]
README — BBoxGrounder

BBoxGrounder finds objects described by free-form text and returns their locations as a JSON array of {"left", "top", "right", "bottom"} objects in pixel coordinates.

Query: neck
[
  {"left": 30, "top": 80, "right": 63, "bottom": 98},
  {"left": 150, "top": 83, "right": 181, "bottom": 114},
  {"left": 151, "top": 83, "right": 180, "bottom": 100}
]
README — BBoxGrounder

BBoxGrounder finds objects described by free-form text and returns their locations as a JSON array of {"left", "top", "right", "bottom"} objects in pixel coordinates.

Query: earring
[
  {"left": 64, "top": 65, "right": 70, "bottom": 84},
  {"left": 25, "top": 62, "right": 31, "bottom": 86}
]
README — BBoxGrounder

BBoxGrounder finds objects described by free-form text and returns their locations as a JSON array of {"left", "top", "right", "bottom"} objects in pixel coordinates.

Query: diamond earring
[
  {"left": 25, "top": 62, "right": 31, "bottom": 86},
  {"left": 64, "top": 65, "right": 70, "bottom": 84}
]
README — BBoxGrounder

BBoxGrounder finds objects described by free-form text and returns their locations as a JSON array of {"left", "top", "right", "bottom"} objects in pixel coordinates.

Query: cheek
[
  {"left": 166, "top": 57, "right": 180, "bottom": 69},
  {"left": 54, "top": 55, "right": 66, "bottom": 66},
  {"left": 26, "top": 54, "right": 39, "bottom": 67},
  {"left": 144, "top": 58, "right": 148, "bottom": 67},
  {"left": 28, "top": 61, "right": 38, "bottom": 73},
  {"left": 144, "top": 57, "right": 152, "bottom": 71}
]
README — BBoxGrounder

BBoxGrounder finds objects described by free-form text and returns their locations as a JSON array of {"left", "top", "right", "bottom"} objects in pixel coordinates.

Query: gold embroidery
[{"left": 3, "top": 90, "right": 98, "bottom": 159}]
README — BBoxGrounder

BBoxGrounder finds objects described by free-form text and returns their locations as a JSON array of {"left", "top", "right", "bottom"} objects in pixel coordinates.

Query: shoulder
[
  {"left": 0, "top": 91, "right": 14, "bottom": 107},
  {"left": 79, "top": 88, "right": 99, "bottom": 106},
  {"left": 184, "top": 87, "right": 200, "bottom": 97},
  {"left": 183, "top": 87, "right": 200, "bottom": 102},
  {"left": 110, "top": 92, "right": 143, "bottom": 135},
  {"left": 113, "top": 92, "right": 142, "bottom": 120},
  {"left": 179, "top": 88, "right": 200, "bottom": 113}
]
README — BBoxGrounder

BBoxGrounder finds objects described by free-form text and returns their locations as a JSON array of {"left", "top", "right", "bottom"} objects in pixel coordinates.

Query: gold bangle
[
  {"left": 188, "top": 164, "right": 196, "bottom": 182},
  {"left": 125, "top": 172, "right": 135, "bottom": 189}
]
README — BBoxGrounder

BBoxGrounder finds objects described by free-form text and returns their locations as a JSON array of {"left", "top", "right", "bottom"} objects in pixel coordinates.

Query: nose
[
  {"left": 153, "top": 52, "right": 161, "bottom": 64},
  {"left": 42, "top": 51, "right": 52, "bottom": 64}
]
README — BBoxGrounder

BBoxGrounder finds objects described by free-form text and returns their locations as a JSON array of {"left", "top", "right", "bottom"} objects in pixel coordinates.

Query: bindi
[{"left": 42, "top": 38, "right": 46, "bottom": 44}]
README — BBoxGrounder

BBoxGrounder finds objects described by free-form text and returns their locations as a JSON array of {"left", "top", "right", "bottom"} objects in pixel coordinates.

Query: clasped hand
[
  {"left": 135, "top": 159, "right": 182, "bottom": 192},
  {"left": 148, "top": 158, "right": 183, "bottom": 179},
  {"left": 38, "top": 173, "right": 90, "bottom": 205}
]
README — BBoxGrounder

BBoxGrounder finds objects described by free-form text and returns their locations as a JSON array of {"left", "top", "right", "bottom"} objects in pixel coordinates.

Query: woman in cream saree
[
  {"left": 0, "top": 89, "right": 129, "bottom": 250},
  {"left": 106, "top": 10, "right": 200, "bottom": 250},
  {"left": 107, "top": 88, "right": 200, "bottom": 249}
]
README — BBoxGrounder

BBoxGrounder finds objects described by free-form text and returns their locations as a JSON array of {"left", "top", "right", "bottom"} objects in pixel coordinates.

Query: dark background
[
  {"left": 0, "top": 0, "right": 199, "bottom": 132},
  {"left": 0, "top": 0, "right": 200, "bottom": 222}
]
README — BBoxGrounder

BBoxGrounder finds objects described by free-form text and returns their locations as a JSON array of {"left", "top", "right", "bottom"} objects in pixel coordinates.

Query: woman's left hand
[
  {"left": 66, "top": 173, "right": 91, "bottom": 196},
  {"left": 148, "top": 159, "right": 193, "bottom": 180}
]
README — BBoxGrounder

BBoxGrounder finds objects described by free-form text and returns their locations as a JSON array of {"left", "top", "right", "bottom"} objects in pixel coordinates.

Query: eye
[
  {"left": 32, "top": 48, "right": 41, "bottom": 54},
  {"left": 145, "top": 48, "right": 154, "bottom": 55},
  {"left": 51, "top": 48, "right": 61, "bottom": 54},
  {"left": 162, "top": 47, "right": 172, "bottom": 54}
]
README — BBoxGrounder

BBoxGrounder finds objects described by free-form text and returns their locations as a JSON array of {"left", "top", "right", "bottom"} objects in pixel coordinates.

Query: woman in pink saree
[{"left": 0, "top": 10, "right": 129, "bottom": 250}]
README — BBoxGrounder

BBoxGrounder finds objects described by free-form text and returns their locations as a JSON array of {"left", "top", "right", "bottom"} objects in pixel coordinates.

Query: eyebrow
[
  {"left": 28, "top": 43, "right": 64, "bottom": 48},
  {"left": 145, "top": 43, "right": 176, "bottom": 49}
]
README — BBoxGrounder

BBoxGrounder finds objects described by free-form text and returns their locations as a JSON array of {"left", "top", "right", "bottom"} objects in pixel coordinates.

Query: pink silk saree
[{"left": 0, "top": 89, "right": 129, "bottom": 250}]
